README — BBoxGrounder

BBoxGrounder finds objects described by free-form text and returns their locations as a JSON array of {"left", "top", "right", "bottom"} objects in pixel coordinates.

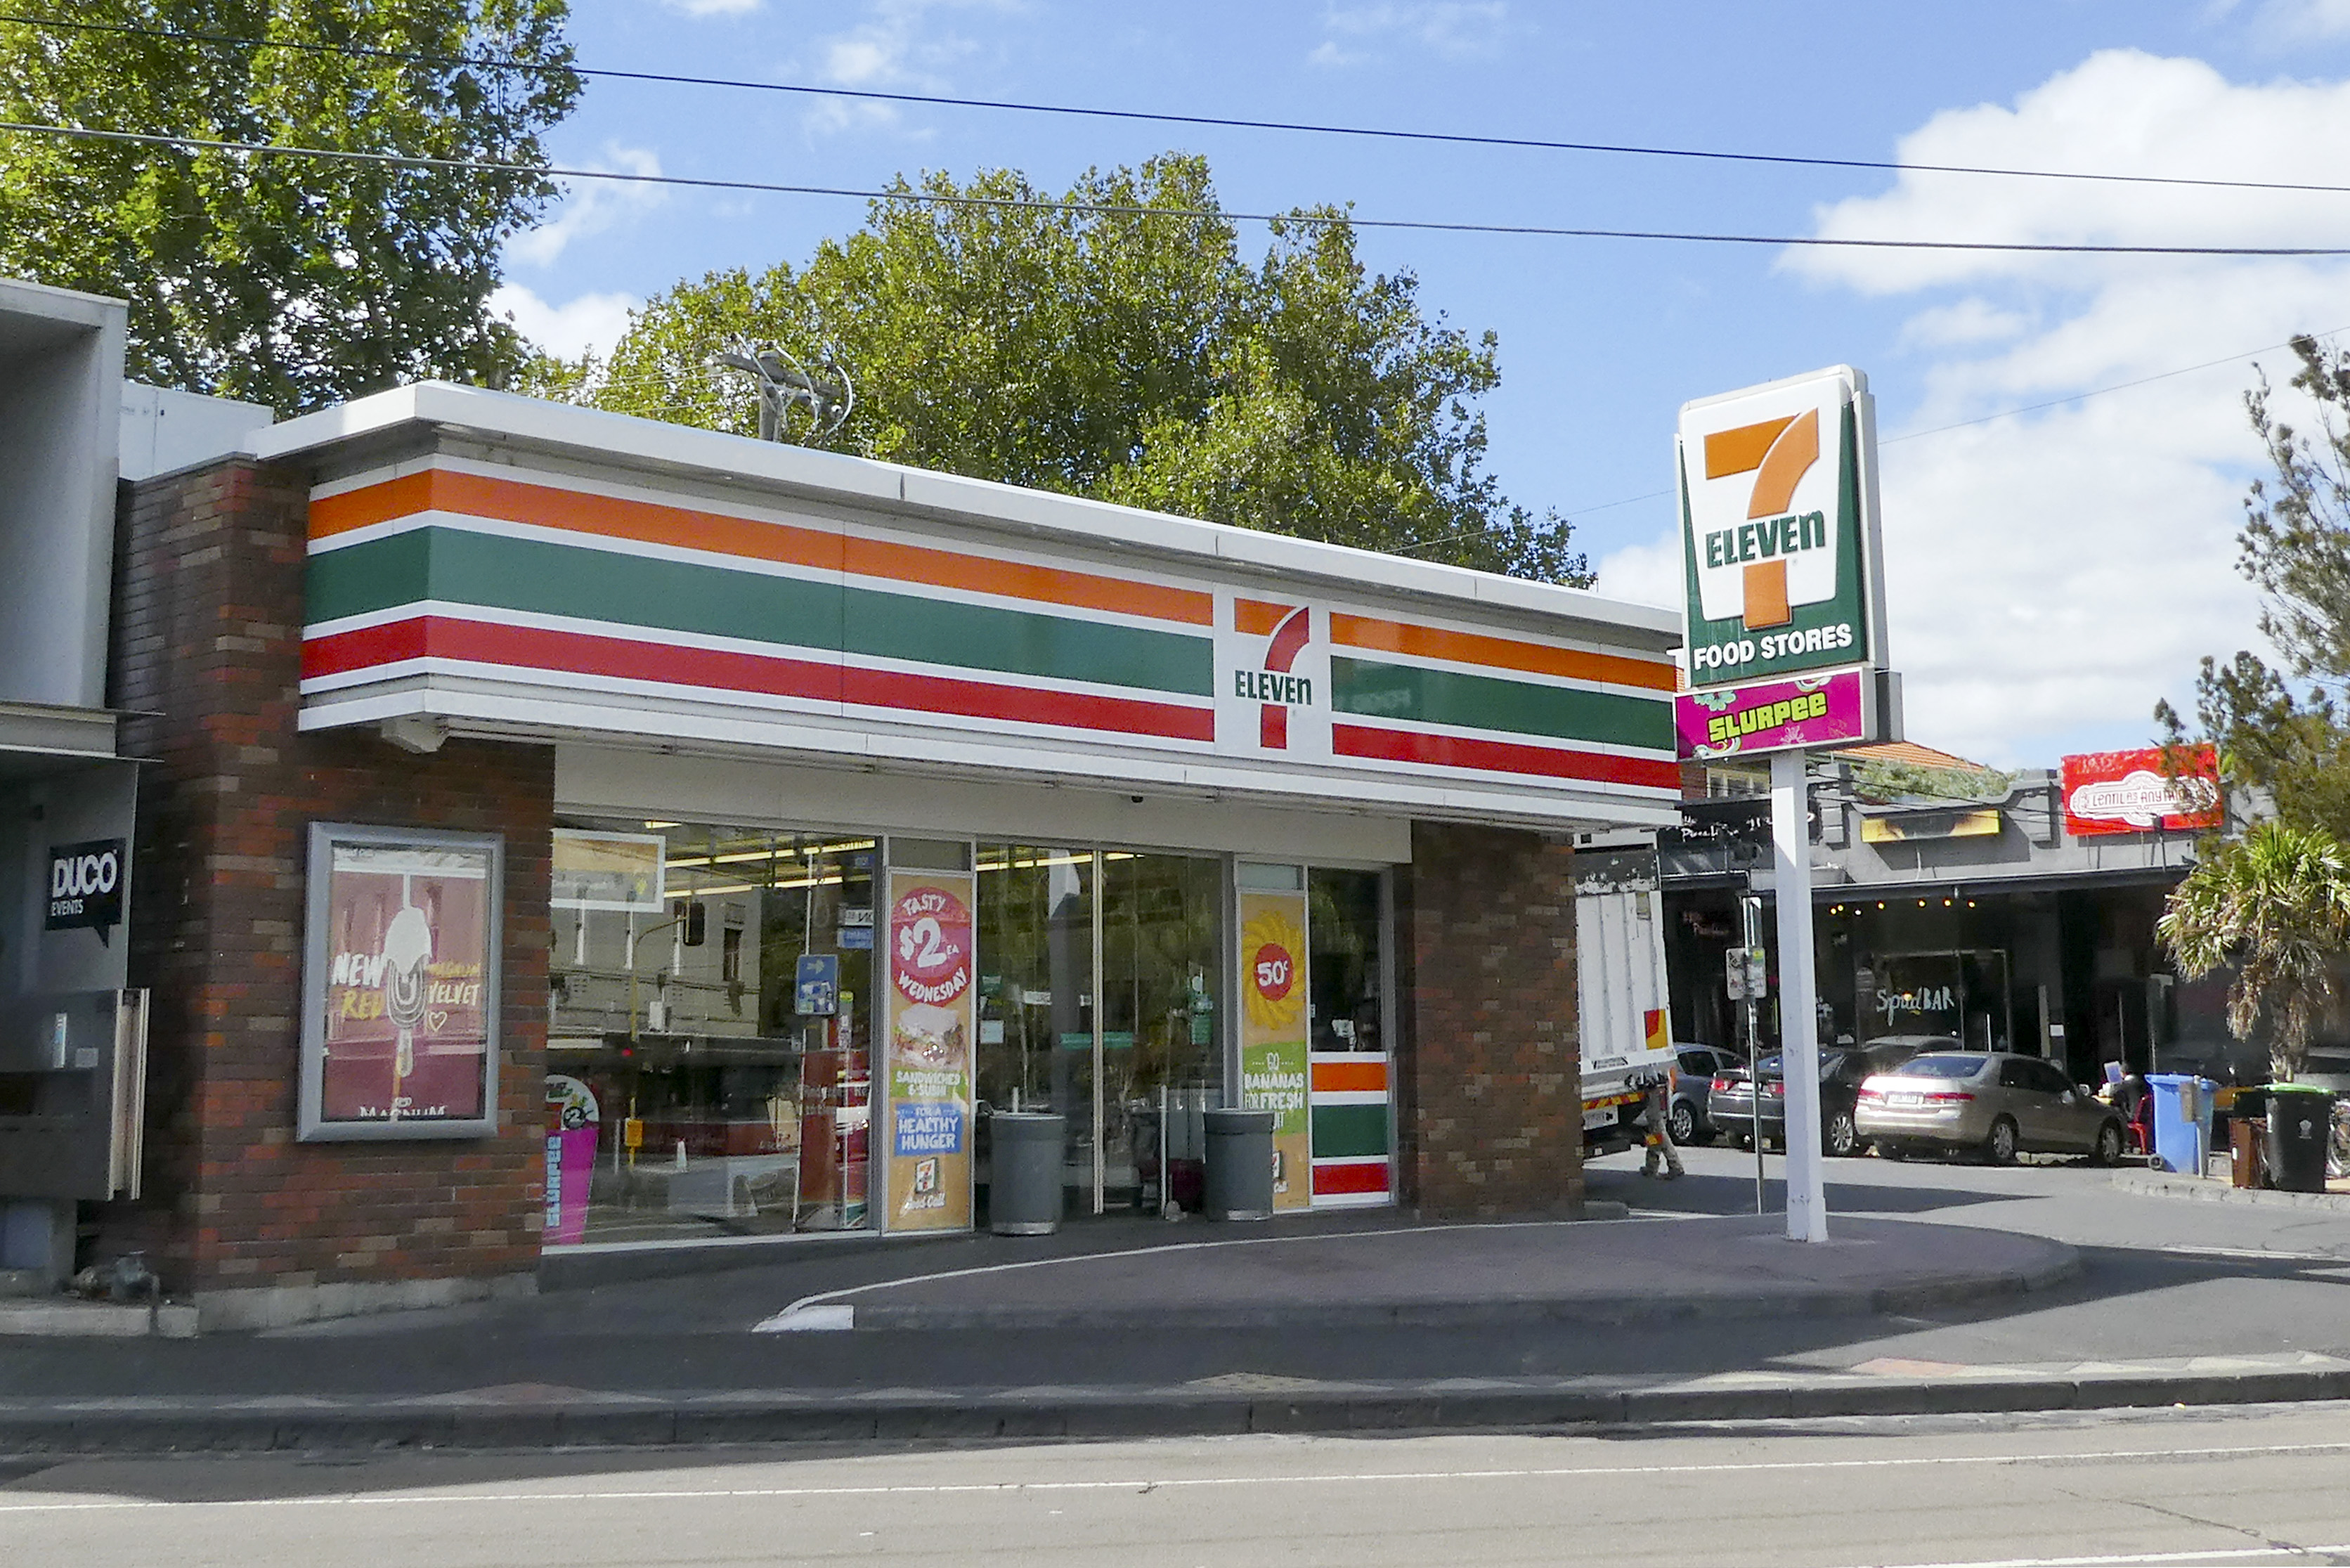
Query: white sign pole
[{"left": 1770, "top": 749, "right": 1827, "bottom": 1243}]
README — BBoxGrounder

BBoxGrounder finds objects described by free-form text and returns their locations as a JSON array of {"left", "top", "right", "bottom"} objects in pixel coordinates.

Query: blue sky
[{"left": 495, "top": 1, "right": 2350, "bottom": 767}]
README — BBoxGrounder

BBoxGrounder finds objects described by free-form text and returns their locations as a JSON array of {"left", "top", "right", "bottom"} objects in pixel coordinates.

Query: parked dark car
[
  {"left": 1667, "top": 1044, "right": 1741, "bottom": 1146},
  {"left": 1857, "top": 1051, "right": 2128, "bottom": 1165},
  {"left": 1709, "top": 1037, "right": 1945, "bottom": 1157}
]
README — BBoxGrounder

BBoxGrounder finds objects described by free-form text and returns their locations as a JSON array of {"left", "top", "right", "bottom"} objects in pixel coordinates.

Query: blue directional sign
[{"left": 794, "top": 952, "right": 840, "bottom": 1016}]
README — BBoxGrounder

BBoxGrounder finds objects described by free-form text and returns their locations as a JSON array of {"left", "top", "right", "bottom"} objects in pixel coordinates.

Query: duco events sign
[
  {"left": 46, "top": 838, "right": 125, "bottom": 934},
  {"left": 2060, "top": 746, "right": 2221, "bottom": 837},
  {"left": 1678, "top": 367, "right": 1888, "bottom": 692}
]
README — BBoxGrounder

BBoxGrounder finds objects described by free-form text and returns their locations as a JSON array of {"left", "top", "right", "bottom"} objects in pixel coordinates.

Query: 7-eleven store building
[{"left": 108, "top": 381, "right": 1680, "bottom": 1326}]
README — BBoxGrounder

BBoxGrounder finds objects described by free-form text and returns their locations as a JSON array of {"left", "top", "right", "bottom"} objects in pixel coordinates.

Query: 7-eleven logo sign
[
  {"left": 1677, "top": 366, "right": 1877, "bottom": 689},
  {"left": 1233, "top": 599, "right": 1313, "bottom": 750}
]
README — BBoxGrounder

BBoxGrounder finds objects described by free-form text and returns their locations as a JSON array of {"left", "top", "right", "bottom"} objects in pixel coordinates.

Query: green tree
[
  {"left": 2159, "top": 335, "right": 2350, "bottom": 838},
  {"left": 0, "top": 2, "right": 580, "bottom": 413},
  {"left": 2160, "top": 819, "right": 2350, "bottom": 1081},
  {"left": 576, "top": 156, "right": 1587, "bottom": 583}
]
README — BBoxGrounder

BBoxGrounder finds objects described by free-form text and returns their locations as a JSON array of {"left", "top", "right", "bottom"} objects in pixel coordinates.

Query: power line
[
  {"left": 9, "top": 8, "right": 2350, "bottom": 202},
  {"left": 9, "top": 119, "right": 2350, "bottom": 259},
  {"left": 1396, "top": 328, "right": 2348, "bottom": 559}
]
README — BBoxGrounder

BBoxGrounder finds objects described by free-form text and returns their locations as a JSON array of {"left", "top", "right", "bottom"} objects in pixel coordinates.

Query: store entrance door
[{"left": 975, "top": 847, "right": 1223, "bottom": 1218}]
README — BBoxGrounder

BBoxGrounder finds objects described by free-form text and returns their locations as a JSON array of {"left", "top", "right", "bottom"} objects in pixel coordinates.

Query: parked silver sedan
[{"left": 1855, "top": 1051, "right": 2127, "bottom": 1165}]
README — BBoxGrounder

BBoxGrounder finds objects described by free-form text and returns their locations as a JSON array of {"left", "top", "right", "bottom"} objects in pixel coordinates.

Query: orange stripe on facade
[
  {"left": 1311, "top": 1059, "right": 1389, "bottom": 1094},
  {"left": 1234, "top": 597, "right": 1294, "bottom": 636},
  {"left": 311, "top": 469, "right": 1216, "bottom": 626},
  {"left": 1328, "top": 611, "right": 1677, "bottom": 693}
]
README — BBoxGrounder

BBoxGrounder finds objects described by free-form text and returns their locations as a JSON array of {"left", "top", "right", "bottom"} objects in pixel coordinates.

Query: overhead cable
[
  {"left": 6, "top": 120, "right": 2349, "bottom": 257},
  {"left": 6, "top": 8, "right": 2350, "bottom": 200}
]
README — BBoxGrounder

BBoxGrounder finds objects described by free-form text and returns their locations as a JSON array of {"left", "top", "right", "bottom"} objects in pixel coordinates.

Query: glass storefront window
[
  {"left": 973, "top": 846, "right": 1223, "bottom": 1218},
  {"left": 546, "top": 820, "right": 878, "bottom": 1245},
  {"left": 1309, "top": 869, "right": 1383, "bottom": 1054}
]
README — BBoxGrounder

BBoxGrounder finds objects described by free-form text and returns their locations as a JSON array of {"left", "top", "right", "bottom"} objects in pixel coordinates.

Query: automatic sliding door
[
  {"left": 1099, "top": 852, "right": 1223, "bottom": 1215},
  {"left": 976, "top": 846, "right": 1221, "bottom": 1218}
]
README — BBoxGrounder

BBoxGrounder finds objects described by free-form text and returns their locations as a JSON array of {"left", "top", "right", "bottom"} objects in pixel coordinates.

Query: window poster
[
  {"left": 1239, "top": 888, "right": 1312, "bottom": 1210},
  {"left": 301, "top": 825, "right": 502, "bottom": 1141},
  {"left": 883, "top": 869, "right": 976, "bottom": 1231}
]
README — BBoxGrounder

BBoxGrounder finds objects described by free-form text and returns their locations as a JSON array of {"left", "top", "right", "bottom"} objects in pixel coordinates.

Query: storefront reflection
[{"left": 545, "top": 821, "right": 876, "bottom": 1246}]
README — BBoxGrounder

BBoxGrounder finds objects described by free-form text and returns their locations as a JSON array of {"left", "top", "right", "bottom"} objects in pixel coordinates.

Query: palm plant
[{"left": 2160, "top": 819, "right": 2350, "bottom": 1081}]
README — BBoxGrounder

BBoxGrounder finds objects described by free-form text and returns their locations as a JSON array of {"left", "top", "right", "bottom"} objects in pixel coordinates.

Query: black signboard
[{"left": 46, "top": 838, "right": 126, "bottom": 935}]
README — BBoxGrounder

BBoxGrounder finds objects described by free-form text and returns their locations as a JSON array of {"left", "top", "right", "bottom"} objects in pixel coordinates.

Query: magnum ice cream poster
[
  {"left": 314, "top": 836, "right": 496, "bottom": 1127},
  {"left": 883, "top": 869, "right": 976, "bottom": 1231}
]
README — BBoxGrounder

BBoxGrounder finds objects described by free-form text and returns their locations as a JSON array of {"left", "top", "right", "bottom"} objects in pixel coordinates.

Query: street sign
[{"left": 1724, "top": 945, "right": 1767, "bottom": 1001}]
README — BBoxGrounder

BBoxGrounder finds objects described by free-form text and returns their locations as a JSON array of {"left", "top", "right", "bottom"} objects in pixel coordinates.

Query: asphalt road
[
  {"left": 7, "top": 1145, "right": 2349, "bottom": 1406},
  {"left": 6, "top": 1402, "right": 2350, "bottom": 1566}
]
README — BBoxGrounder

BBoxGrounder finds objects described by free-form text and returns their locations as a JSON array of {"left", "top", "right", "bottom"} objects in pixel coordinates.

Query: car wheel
[
  {"left": 1668, "top": 1101, "right": 1697, "bottom": 1146},
  {"left": 1824, "top": 1108, "right": 1860, "bottom": 1158},
  {"left": 1984, "top": 1116, "right": 2020, "bottom": 1167},
  {"left": 2091, "top": 1120, "right": 2124, "bottom": 1167}
]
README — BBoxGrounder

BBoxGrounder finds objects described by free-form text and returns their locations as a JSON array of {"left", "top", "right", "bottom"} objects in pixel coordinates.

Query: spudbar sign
[{"left": 1678, "top": 367, "right": 1887, "bottom": 690}]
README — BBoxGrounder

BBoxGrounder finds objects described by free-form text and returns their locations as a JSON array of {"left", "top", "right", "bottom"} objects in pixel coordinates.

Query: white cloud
[
  {"left": 1311, "top": 2, "right": 1510, "bottom": 67},
  {"left": 795, "top": 0, "right": 1016, "bottom": 136},
  {"left": 1897, "top": 298, "right": 2034, "bottom": 351},
  {"left": 1748, "top": 50, "right": 2350, "bottom": 763},
  {"left": 508, "top": 142, "right": 666, "bottom": 268},
  {"left": 493, "top": 284, "right": 640, "bottom": 361},
  {"left": 2246, "top": 0, "right": 2350, "bottom": 39},
  {"left": 660, "top": 0, "right": 761, "bottom": 15}
]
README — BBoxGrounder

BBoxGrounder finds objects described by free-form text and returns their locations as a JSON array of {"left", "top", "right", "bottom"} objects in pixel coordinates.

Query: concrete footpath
[{"left": 12, "top": 1148, "right": 2350, "bottom": 1453}]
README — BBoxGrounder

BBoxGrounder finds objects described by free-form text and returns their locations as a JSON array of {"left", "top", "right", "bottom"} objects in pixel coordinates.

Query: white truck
[{"left": 1573, "top": 838, "right": 1680, "bottom": 1156}]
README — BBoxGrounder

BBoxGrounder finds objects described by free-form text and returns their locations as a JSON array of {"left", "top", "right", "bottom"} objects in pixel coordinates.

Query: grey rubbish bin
[
  {"left": 1202, "top": 1107, "right": 1277, "bottom": 1221},
  {"left": 989, "top": 1111, "right": 1066, "bottom": 1235}
]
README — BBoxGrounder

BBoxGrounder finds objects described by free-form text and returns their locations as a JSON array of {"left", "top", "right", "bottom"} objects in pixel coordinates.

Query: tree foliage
[
  {"left": 1845, "top": 758, "right": 2015, "bottom": 805},
  {"left": 2159, "top": 335, "right": 2350, "bottom": 840},
  {"left": 2160, "top": 819, "right": 2350, "bottom": 1080},
  {"left": 0, "top": 1, "right": 580, "bottom": 413},
  {"left": 568, "top": 156, "right": 1588, "bottom": 583}
]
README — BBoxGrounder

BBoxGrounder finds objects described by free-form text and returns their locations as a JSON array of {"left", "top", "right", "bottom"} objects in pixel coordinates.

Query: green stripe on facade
[
  {"left": 1311, "top": 1103, "right": 1391, "bottom": 1159},
  {"left": 1329, "top": 656, "right": 1670, "bottom": 751},
  {"left": 309, "top": 529, "right": 1214, "bottom": 696}
]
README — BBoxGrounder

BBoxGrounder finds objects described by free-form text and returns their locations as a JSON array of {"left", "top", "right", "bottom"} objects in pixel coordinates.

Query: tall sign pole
[{"left": 1675, "top": 366, "right": 1899, "bottom": 1245}]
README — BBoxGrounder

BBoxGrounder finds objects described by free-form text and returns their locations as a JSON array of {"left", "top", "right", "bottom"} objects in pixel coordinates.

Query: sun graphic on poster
[{"left": 1240, "top": 908, "right": 1305, "bottom": 1034}]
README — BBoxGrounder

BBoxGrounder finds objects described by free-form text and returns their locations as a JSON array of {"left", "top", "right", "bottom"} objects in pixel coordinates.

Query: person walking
[{"left": 1641, "top": 1077, "right": 1683, "bottom": 1180}]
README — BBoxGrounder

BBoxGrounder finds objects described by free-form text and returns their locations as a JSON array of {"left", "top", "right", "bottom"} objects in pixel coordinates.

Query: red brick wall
[
  {"left": 101, "top": 458, "right": 553, "bottom": 1304},
  {"left": 1394, "top": 822, "right": 1584, "bottom": 1217}
]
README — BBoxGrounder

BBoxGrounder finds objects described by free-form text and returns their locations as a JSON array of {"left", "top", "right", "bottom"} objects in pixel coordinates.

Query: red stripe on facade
[
  {"left": 1260, "top": 704, "right": 1287, "bottom": 749},
  {"left": 1311, "top": 1162, "right": 1392, "bottom": 1196},
  {"left": 304, "top": 618, "right": 1216, "bottom": 741},
  {"left": 1330, "top": 723, "right": 1681, "bottom": 790}
]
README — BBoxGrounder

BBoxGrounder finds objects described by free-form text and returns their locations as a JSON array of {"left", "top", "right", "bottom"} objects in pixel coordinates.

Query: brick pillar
[
  {"left": 103, "top": 458, "right": 554, "bottom": 1329},
  {"left": 1394, "top": 822, "right": 1584, "bottom": 1218}
]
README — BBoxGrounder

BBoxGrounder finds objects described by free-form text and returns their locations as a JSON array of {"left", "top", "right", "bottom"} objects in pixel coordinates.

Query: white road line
[
  {"left": 4, "top": 1439, "right": 2346, "bottom": 1515},
  {"left": 1878, "top": 1546, "right": 2350, "bottom": 1568},
  {"left": 750, "top": 1214, "right": 1717, "bottom": 1330}
]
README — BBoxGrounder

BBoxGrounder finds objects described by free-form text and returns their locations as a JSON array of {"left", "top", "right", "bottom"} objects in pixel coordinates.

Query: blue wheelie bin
[{"left": 2147, "top": 1074, "right": 2218, "bottom": 1176}]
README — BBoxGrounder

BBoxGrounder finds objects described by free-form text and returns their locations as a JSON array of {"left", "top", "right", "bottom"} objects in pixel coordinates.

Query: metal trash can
[
  {"left": 988, "top": 1111, "right": 1066, "bottom": 1235},
  {"left": 2266, "top": 1084, "right": 2332, "bottom": 1194},
  {"left": 1202, "top": 1107, "right": 1276, "bottom": 1221},
  {"left": 2147, "top": 1074, "right": 2216, "bottom": 1176},
  {"left": 2229, "top": 1098, "right": 2268, "bottom": 1190}
]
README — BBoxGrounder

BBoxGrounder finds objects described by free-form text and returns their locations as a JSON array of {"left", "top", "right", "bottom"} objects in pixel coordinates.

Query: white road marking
[
  {"left": 751, "top": 1214, "right": 1715, "bottom": 1330},
  {"left": 1879, "top": 1546, "right": 2350, "bottom": 1568},
  {"left": 3, "top": 1438, "right": 2346, "bottom": 1515}
]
